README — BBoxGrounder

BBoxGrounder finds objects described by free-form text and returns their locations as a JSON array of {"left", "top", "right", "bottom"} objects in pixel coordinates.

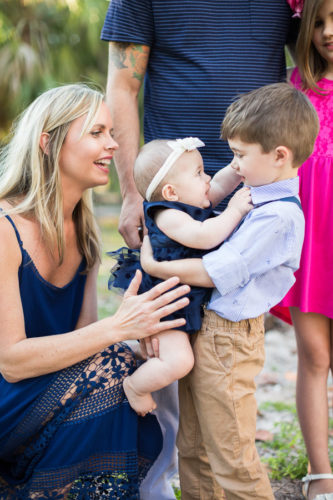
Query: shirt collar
[{"left": 247, "top": 178, "right": 300, "bottom": 206}]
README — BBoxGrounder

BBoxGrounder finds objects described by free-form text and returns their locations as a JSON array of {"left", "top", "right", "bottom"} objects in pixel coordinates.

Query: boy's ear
[
  {"left": 39, "top": 132, "right": 50, "bottom": 154},
  {"left": 161, "top": 183, "right": 179, "bottom": 201},
  {"left": 274, "top": 145, "right": 290, "bottom": 166}
]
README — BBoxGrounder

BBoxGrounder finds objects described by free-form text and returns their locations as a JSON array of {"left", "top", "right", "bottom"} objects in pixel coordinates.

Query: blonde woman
[{"left": 0, "top": 84, "right": 189, "bottom": 498}]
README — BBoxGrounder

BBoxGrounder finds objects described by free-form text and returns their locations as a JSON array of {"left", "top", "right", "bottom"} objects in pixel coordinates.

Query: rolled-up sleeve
[
  {"left": 203, "top": 209, "right": 297, "bottom": 297},
  {"left": 203, "top": 242, "right": 250, "bottom": 295}
]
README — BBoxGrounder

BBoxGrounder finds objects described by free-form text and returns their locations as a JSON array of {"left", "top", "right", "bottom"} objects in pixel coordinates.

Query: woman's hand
[{"left": 112, "top": 269, "right": 190, "bottom": 341}]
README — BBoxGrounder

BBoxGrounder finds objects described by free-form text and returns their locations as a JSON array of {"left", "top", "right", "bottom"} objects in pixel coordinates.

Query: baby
[{"left": 109, "top": 137, "right": 251, "bottom": 415}]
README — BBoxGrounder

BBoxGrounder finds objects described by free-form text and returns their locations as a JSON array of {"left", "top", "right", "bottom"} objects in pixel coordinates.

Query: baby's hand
[{"left": 227, "top": 187, "right": 253, "bottom": 217}]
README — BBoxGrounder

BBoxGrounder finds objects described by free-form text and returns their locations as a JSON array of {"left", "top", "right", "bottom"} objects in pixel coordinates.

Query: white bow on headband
[{"left": 145, "top": 137, "right": 205, "bottom": 201}]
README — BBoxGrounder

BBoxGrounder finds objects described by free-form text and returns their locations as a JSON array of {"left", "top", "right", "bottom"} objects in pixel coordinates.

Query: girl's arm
[
  {"left": 156, "top": 186, "right": 252, "bottom": 250},
  {"left": 0, "top": 223, "right": 190, "bottom": 383},
  {"left": 209, "top": 163, "right": 242, "bottom": 207},
  {"left": 141, "top": 236, "right": 214, "bottom": 287}
]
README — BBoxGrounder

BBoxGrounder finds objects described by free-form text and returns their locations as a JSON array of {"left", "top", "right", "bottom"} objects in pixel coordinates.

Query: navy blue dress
[
  {"left": 0, "top": 214, "right": 162, "bottom": 499},
  {"left": 108, "top": 201, "right": 213, "bottom": 334}
]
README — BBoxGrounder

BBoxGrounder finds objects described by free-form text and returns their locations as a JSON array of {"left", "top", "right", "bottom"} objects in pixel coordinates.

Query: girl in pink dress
[{"left": 276, "top": 0, "right": 333, "bottom": 498}]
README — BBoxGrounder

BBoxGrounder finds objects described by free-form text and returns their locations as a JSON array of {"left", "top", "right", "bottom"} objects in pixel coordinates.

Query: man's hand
[{"left": 118, "top": 193, "right": 145, "bottom": 249}]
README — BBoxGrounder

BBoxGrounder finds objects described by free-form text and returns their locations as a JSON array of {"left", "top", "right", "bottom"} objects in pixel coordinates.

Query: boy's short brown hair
[{"left": 221, "top": 83, "right": 319, "bottom": 166}]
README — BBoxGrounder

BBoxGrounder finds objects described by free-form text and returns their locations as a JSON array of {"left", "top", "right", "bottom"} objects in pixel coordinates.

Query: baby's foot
[{"left": 123, "top": 377, "right": 157, "bottom": 417}]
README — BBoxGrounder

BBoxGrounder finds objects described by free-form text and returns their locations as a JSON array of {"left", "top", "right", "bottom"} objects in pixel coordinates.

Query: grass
[
  {"left": 257, "top": 402, "right": 308, "bottom": 480},
  {"left": 173, "top": 487, "right": 181, "bottom": 499},
  {"left": 258, "top": 402, "right": 333, "bottom": 480}
]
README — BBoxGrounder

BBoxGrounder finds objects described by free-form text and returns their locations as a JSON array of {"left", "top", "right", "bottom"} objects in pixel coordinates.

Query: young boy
[{"left": 141, "top": 83, "right": 319, "bottom": 500}]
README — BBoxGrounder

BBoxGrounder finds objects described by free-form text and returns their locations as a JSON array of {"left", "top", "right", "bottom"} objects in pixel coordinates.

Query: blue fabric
[
  {"left": 0, "top": 214, "right": 162, "bottom": 499},
  {"left": 203, "top": 178, "right": 305, "bottom": 321},
  {"left": 108, "top": 201, "right": 213, "bottom": 334},
  {"left": 101, "top": 0, "right": 299, "bottom": 208}
]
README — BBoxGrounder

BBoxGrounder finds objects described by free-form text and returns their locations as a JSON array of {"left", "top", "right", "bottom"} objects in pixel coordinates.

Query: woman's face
[{"left": 59, "top": 102, "right": 118, "bottom": 192}]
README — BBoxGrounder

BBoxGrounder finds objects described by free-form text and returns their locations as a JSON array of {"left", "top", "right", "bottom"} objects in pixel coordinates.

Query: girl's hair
[
  {"left": 134, "top": 140, "right": 174, "bottom": 201},
  {"left": 296, "top": 0, "right": 327, "bottom": 91},
  {"left": 0, "top": 83, "right": 103, "bottom": 271}
]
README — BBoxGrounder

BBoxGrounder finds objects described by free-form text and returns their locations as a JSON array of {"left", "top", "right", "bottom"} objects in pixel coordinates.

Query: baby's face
[{"left": 167, "top": 150, "right": 211, "bottom": 208}]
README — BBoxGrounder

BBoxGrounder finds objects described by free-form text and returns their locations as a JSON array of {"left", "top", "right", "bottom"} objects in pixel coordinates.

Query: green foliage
[
  {"left": 261, "top": 419, "right": 308, "bottom": 480},
  {"left": 260, "top": 401, "right": 296, "bottom": 413},
  {"left": 0, "top": 0, "right": 110, "bottom": 139},
  {"left": 258, "top": 402, "right": 307, "bottom": 480},
  {"left": 173, "top": 486, "right": 181, "bottom": 499},
  {"left": 258, "top": 402, "right": 333, "bottom": 480}
]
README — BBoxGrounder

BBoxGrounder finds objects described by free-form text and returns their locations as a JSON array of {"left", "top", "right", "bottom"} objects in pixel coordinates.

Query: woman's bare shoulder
[{"left": 0, "top": 207, "right": 22, "bottom": 266}]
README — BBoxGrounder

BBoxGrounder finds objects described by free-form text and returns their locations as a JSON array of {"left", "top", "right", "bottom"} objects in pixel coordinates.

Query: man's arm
[
  {"left": 141, "top": 236, "right": 214, "bottom": 287},
  {"left": 106, "top": 42, "right": 150, "bottom": 248}
]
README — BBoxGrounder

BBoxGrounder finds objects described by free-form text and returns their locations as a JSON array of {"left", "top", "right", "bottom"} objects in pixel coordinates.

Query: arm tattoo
[
  {"left": 109, "top": 42, "right": 130, "bottom": 69},
  {"left": 109, "top": 42, "right": 149, "bottom": 82}
]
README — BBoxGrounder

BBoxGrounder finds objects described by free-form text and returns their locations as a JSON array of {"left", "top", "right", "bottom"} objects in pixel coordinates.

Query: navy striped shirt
[{"left": 101, "top": 1, "right": 298, "bottom": 201}]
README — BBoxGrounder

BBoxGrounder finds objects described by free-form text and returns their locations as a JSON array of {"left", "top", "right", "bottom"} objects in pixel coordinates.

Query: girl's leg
[
  {"left": 124, "top": 330, "right": 194, "bottom": 416},
  {"left": 290, "top": 307, "right": 333, "bottom": 499}
]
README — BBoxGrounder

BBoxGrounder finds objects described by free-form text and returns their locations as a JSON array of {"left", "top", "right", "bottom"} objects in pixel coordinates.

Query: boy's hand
[{"left": 227, "top": 186, "right": 253, "bottom": 217}]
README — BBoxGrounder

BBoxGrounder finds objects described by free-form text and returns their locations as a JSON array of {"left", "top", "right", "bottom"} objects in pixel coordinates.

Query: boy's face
[{"left": 228, "top": 137, "right": 281, "bottom": 187}]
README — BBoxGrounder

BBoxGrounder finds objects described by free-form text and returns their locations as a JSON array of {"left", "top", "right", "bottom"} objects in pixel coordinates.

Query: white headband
[{"left": 145, "top": 137, "right": 205, "bottom": 201}]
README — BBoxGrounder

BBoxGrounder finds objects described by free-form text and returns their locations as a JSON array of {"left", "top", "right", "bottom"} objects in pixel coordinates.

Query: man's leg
[
  {"left": 189, "top": 311, "right": 274, "bottom": 500},
  {"left": 139, "top": 382, "right": 179, "bottom": 500}
]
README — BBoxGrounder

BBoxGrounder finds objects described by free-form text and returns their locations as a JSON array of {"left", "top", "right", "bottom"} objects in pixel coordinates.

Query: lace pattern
[{"left": 0, "top": 343, "right": 151, "bottom": 499}]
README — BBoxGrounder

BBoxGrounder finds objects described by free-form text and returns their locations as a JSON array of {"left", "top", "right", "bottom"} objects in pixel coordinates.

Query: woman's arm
[
  {"left": 0, "top": 226, "right": 190, "bottom": 382},
  {"left": 156, "top": 187, "right": 252, "bottom": 250},
  {"left": 75, "top": 261, "right": 99, "bottom": 328},
  {"left": 141, "top": 236, "right": 214, "bottom": 288}
]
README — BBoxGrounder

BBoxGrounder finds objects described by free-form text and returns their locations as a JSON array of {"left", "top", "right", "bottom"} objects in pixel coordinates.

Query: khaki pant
[{"left": 177, "top": 310, "right": 274, "bottom": 500}]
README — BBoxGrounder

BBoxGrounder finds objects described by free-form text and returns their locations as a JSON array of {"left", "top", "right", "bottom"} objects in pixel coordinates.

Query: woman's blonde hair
[
  {"left": 296, "top": 0, "right": 327, "bottom": 91},
  {"left": 0, "top": 83, "right": 104, "bottom": 271}
]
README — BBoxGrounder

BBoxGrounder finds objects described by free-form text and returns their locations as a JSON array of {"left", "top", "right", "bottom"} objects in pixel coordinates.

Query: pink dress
[{"left": 273, "top": 68, "right": 333, "bottom": 322}]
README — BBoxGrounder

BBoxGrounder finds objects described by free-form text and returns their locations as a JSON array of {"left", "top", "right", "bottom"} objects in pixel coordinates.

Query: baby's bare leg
[{"left": 124, "top": 329, "right": 194, "bottom": 416}]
